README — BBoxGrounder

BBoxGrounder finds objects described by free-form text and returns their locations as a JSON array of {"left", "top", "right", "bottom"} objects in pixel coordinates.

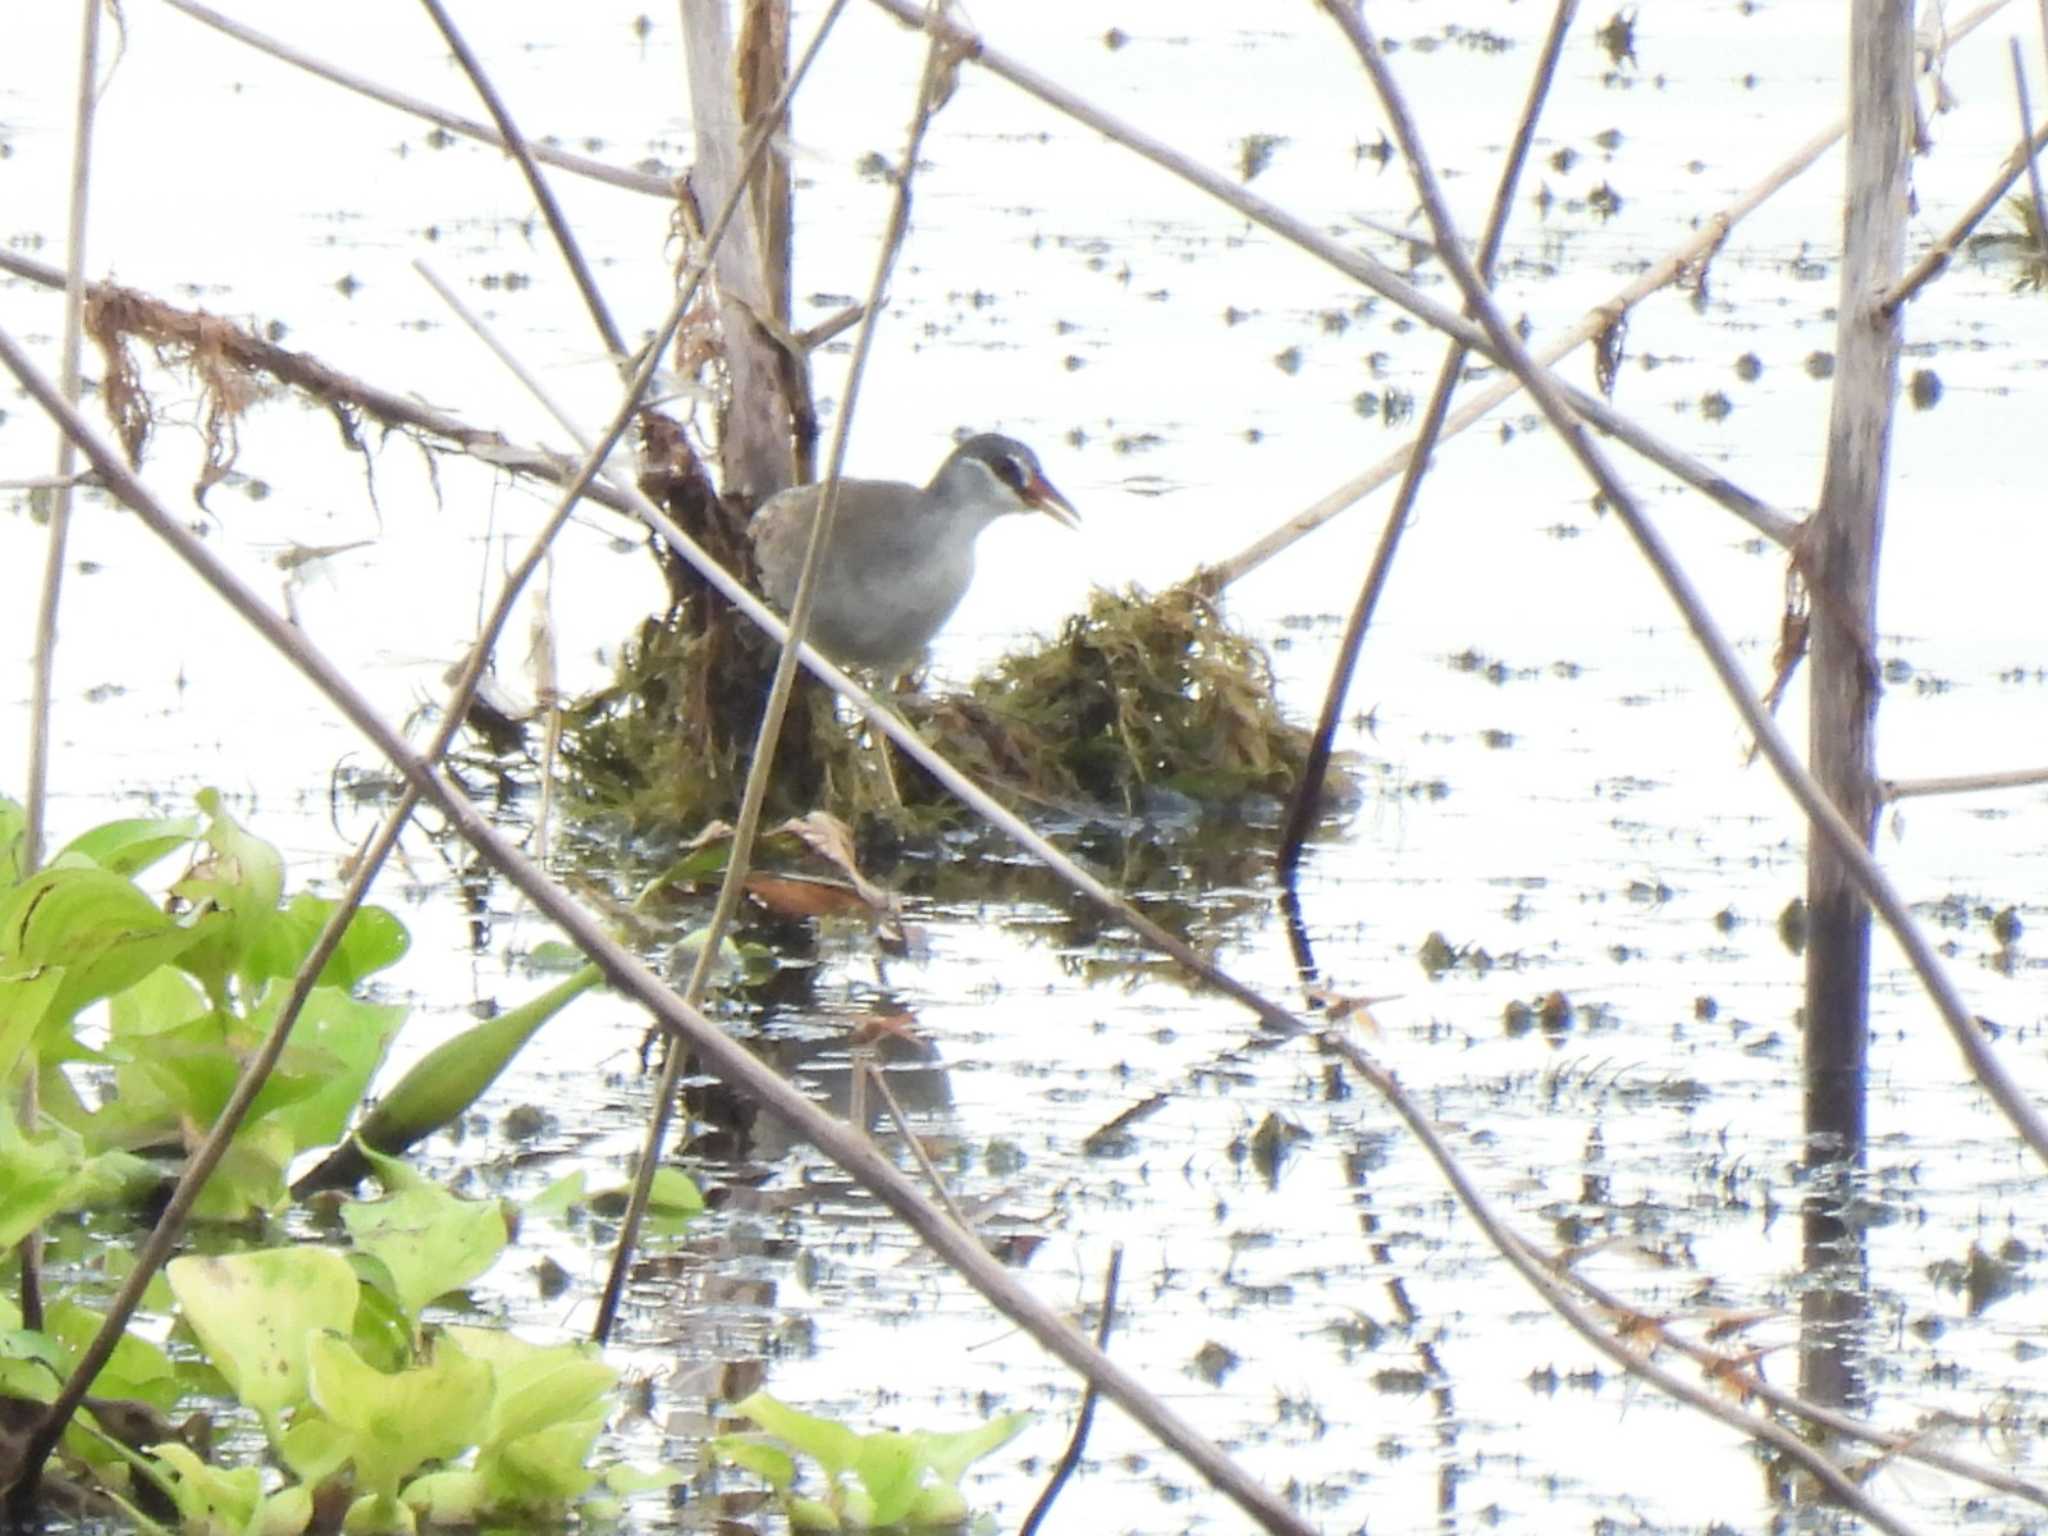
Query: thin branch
[
  {"left": 1529, "top": 1235, "right": 2048, "bottom": 1507},
  {"left": 1321, "top": 1033, "right": 1923, "bottom": 1536},
  {"left": 1278, "top": 0, "right": 1577, "bottom": 872},
  {"left": 865, "top": 1057, "right": 978, "bottom": 1237},
  {"left": 592, "top": 0, "right": 860, "bottom": 1347},
  {"left": 160, "top": 0, "right": 673, "bottom": 198},
  {"left": 1881, "top": 119, "right": 2048, "bottom": 311},
  {"left": 1882, "top": 765, "right": 2048, "bottom": 800},
  {"left": 1318, "top": 2, "right": 2048, "bottom": 1171},
  {"left": 0, "top": 327, "right": 1315, "bottom": 1536},
  {"left": 417, "top": 0, "right": 627, "bottom": 359},
  {"left": 2011, "top": 40, "right": 2048, "bottom": 255},
  {"left": 0, "top": 247, "right": 645, "bottom": 520},
  {"left": 1019, "top": 1245, "right": 1122, "bottom": 1536},
  {"left": 17, "top": 0, "right": 108, "bottom": 1348},
  {"left": 855, "top": 0, "right": 1804, "bottom": 577}
]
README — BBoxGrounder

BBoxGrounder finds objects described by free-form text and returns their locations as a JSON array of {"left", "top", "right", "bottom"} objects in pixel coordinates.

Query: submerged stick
[{"left": 1277, "top": 0, "right": 1577, "bottom": 873}]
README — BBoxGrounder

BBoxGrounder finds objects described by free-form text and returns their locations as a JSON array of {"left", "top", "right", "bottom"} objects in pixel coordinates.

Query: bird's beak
[{"left": 1024, "top": 473, "right": 1080, "bottom": 530}]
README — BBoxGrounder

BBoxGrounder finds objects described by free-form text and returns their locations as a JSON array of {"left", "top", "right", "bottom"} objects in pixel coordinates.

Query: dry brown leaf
[{"left": 743, "top": 873, "right": 872, "bottom": 920}]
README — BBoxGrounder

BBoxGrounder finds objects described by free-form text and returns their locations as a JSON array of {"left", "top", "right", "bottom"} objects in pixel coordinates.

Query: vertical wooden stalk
[
  {"left": 1800, "top": 0, "right": 1912, "bottom": 1410},
  {"left": 680, "top": 0, "right": 795, "bottom": 503}
]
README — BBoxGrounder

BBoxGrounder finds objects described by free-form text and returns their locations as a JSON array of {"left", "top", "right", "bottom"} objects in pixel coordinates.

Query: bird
[{"left": 749, "top": 432, "right": 1079, "bottom": 683}]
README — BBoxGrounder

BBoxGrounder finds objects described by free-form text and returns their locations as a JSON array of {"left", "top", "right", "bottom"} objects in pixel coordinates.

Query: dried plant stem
[
  {"left": 2012, "top": 40, "right": 2048, "bottom": 255},
  {"left": 0, "top": 247, "right": 646, "bottom": 518},
  {"left": 1882, "top": 765, "right": 2048, "bottom": 800},
  {"left": 1319, "top": 4, "right": 2048, "bottom": 1172},
  {"left": 418, "top": 0, "right": 627, "bottom": 358},
  {"left": 1319, "top": 1034, "right": 1922, "bottom": 1536},
  {"left": 161, "top": 0, "right": 673, "bottom": 198},
  {"left": 16, "top": 0, "right": 107, "bottom": 1349},
  {"left": 855, "top": 0, "right": 1807, "bottom": 581},
  {"left": 1019, "top": 1245, "right": 1122, "bottom": 1536},
  {"left": 1882, "top": 119, "right": 2048, "bottom": 310},
  {"left": 1277, "top": 0, "right": 1576, "bottom": 872},
  {"left": 1531, "top": 1237, "right": 2048, "bottom": 1507},
  {"left": 864, "top": 1058, "right": 978, "bottom": 1236},
  {"left": 592, "top": 0, "right": 855, "bottom": 1347},
  {"left": 0, "top": 331, "right": 1314, "bottom": 1536}
]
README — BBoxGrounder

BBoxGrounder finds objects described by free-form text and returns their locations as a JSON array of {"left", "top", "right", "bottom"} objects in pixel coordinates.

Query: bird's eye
[{"left": 998, "top": 455, "right": 1030, "bottom": 490}]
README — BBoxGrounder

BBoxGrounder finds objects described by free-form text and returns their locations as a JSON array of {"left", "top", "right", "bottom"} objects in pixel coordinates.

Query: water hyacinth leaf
[
  {"left": 172, "top": 790, "right": 289, "bottom": 997},
  {"left": 45, "top": 1298, "right": 181, "bottom": 1410},
  {"left": 441, "top": 1325, "right": 616, "bottom": 1443},
  {"left": 341, "top": 1153, "right": 509, "bottom": 1326},
  {"left": 602, "top": 1463, "right": 686, "bottom": 1496},
  {"left": 0, "top": 968, "right": 65, "bottom": 1083},
  {"left": 712, "top": 1435, "right": 797, "bottom": 1492},
  {"left": 0, "top": 866, "right": 208, "bottom": 1037},
  {"left": 0, "top": 1115, "right": 87, "bottom": 1250},
  {"left": 273, "top": 892, "right": 409, "bottom": 991},
  {"left": 398, "top": 1469, "right": 485, "bottom": 1526},
  {"left": 242, "top": 986, "right": 407, "bottom": 1150},
  {"left": 56, "top": 813, "right": 205, "bottom": 878},
  {"left": 167, "top": 1248, "right": 358, "bottom": 1430},
  {"left": 475, "top": 1413, "right": 607, "bottom": 1507},
  {"left": 147, "top": 1442, "right": 278, "bottom": 1536},
  {"left": 304, "top": 1329, "right": 493, "bottom": 1509},
  {"left": 731, "top": 1393, "right": 861, "bottom": 1483},
  {"left": 917, "top": 1410, "right": 1032, "bottom": 1486},
  {"left": 850, "top": 1430, "right": 924, "bottom": 1528},
  {"left": 0, "top": 797, "right": 23, "bottom": 883}
]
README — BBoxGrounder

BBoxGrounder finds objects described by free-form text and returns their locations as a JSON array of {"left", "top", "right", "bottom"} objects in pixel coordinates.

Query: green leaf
[
  {"left": 172, "top": 790, "right": 289, "bottom": 998},
  {"left": 398, "top": 1469, "right": 485, "bottom": 1526},
  {"left": 0, "top": 865, "right": 209, "bottom": 1040},
  {"left": 167, "top": 1248, "right": 359, "bottom": 1433},
  {"left": 0, "top": 967, "right": 66, "bottom": 1084},
  {"left": 441, "top": 1325, "right": 616, "bottom": 1446},
  {"left": 57, "top": 814, "right": 205, "bottom": 877},
  {"left": 712, "top": 1434, "right": 796, "bottom": 1492},
  {"left": 0, "top": 1113, "right": 87, "bottom": 1249},
  {"left": 45, "top": 1298, "right": 181, "bottom": 1410},
  {"left": 0, "top": 797, "right": 24, "bottom": 884},
  {"left": 852, "top": 1430, "right": 924, "bottom": 1528},
  {"left": 341, "top": 1156, "right": 508, "bottom": 1326},
  {"left": 304, "top": 1329, "right": 493, "bottom": 1506},
  {"left": 917, "top": 1411, "right": 1032, "bottom": 1485},
  {"left": 732, "top": 1392, "right": 861, "bottom": 1483}
]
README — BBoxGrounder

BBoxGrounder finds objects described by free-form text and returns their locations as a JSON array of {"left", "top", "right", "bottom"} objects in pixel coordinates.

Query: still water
[{"left": 3, "top": 2, "right": 2046, "bottom": 1531}]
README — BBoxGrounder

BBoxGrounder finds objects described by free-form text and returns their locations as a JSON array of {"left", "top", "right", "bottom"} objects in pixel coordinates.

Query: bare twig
[
  {"left": 1277, "top": 0, "right": 1577, "bottom": 872},
  {"left": 15, "top": 0, "right": 109, "bottom": 1363},
  {"left": 1019, "top": 1245, "right": 1122, "bottom": 1536},
  {"left": 591, "top": 0, "right": 858, "bottom": 1347},
  {"left": 865, "top": 1058, "right": 978, "bottom": 1236},
  {"left": 1882, "top": 765, "right": 2048, "bottom": 800},
  {"left": 160, "top": 0, "right": 674, "bottom": 198},
  {"left": 1881, "top": 119, "right": 2048, "bottom": 310},
  {"left": 1529, "top": 1237, "right": 2048, "bottom": 1507},
  {"left": 1319, "top": 3, "right": 2048, "bottom": 1171},
  {"left": 0, "top": 328, "right": 1315, "bottom": 1536},
  {"left": 2011, "top": 40, "right": 2048, "bottom": 254},
  {"left": 856, "top": 0, "right": 1803, "bottom": 576},
  {"left": 1320, "top": 1033, "right": 1923, "bottom": 1536},
  {"left": 417, "top": 0, "right": 627, "bottom": 359}
]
